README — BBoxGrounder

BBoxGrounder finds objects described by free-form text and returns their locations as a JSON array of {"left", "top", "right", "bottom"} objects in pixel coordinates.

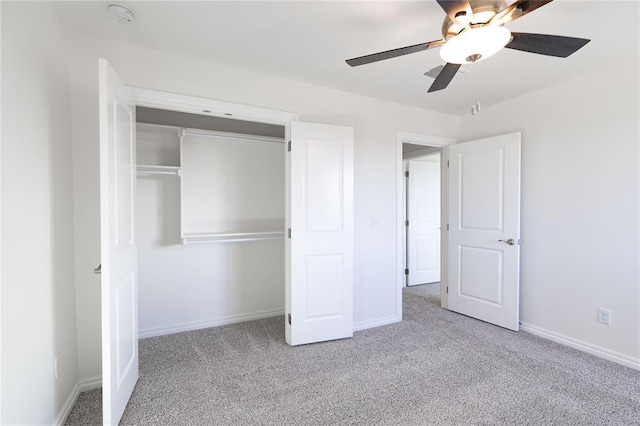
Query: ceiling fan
[{"left": 345, "top": 0, "right": 590, "bottom": 93}]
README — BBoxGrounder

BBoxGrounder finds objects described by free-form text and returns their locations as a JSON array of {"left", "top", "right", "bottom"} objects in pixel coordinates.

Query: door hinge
[
  {"left": 288, "top": 313, "right": 291, "bottom": 325},
  {"left": 404, "top": 268, "right": 409, "bottom": 275},
  {"left": 288, "top": 228, "right": 291, "bottom": 239},
  {"left": 405, "top": 171, "right": 409, "bottom": 177},
  {"left": 405, "top": 220, "right": 409, "bottom": 227},
  {"left": 447, "top": 160, "right": 450, "bottom": 167},
  {"left": 446, "top": 224, "right": 449, "bottom": 231},
  {"left": 446, "top": 286, "right": 449, "bottom": 294},
  {"left": 288, "top": 141, "right": 291, "bottom": 152}
]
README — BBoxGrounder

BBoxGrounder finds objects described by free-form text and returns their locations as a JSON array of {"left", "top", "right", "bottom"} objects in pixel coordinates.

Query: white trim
[
  {"left": 79, "top": 374, "right": 103, "bottom": 392},
  {"left": 396, "top": 131, "right": 455, "bottom": 319},
  {"left": 52, "top": 375, "right": 103, "bottom": 426},
  {"left": 52, "top": 383, "right": 80, "bottom": 426},
  {"left": 133, "top": 88, "right": 299, "bottom": 126},
  {"left": 397, "top": 131, "right": 455, "bottom": 147},
  {"left": 353, "top": 315, "right": 400, "bottom": 332},
  {"left": 520, "top": 322, "right": 640, "bottom": 370},
  {"left": 138, "top": 308, "right": 285, "bottom": 339}
]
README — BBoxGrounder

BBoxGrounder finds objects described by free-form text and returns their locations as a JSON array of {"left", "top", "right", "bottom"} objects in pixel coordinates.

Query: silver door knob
[{"left": 498, "top": 239, "right": 516, "bottom": 246}]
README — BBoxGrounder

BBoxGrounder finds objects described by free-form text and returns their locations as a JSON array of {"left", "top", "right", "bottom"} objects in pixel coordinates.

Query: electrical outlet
[
  {"left": 54, "top": 354, "right": 60, "bottom": 380},
  {"left": 370, "top": 217, "right": 381, "bottom": 228},
  {"left": 597, "top": 308, "right": 611, "bottom": 325}
]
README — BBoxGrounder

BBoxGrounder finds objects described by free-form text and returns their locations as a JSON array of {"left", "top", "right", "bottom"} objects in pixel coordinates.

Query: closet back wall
[{"left": 136, "top": 123, "right": 285, "bottom": 338}]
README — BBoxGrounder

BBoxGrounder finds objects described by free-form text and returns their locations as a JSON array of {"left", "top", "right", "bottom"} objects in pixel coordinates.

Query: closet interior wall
[{"left": 135, "top": 108, "right": 286, "bottom": 338}]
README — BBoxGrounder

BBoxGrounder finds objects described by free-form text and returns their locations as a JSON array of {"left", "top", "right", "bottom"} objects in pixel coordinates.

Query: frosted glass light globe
[{"left": 440, "top": 26, "right": 512, "bottom": 64}]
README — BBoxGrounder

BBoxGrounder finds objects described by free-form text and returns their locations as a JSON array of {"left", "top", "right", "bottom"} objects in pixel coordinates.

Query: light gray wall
[
  {"left": 1, "top": 2, "right": 78, "bottom": 424},
  {"left": 460, "top": 57, "right": 640, "bottom": 364},
  {"left": 402, "top": 143, "right": 441, "bottom": 160}
]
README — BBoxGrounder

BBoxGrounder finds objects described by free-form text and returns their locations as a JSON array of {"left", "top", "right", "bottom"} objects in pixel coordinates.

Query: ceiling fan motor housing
[{"left": 441, "top": 0, "right": 508, "bottom": 39}]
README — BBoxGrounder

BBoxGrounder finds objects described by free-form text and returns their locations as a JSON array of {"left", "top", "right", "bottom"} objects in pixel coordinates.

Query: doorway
[
  {"left": 404, "top": 149, "right": 441, "bottom": 287},
  {"left": 395, "top": 131, "right": 455, "bottom": 315}
]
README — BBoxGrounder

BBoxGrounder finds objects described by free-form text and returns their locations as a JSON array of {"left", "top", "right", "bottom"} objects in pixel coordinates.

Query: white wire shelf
[
  {"left": 136, "top": 165, "right": 181, "bottom": 176},
  {"left": 181, "top": 231, "right": 285, "bottom": 245}
]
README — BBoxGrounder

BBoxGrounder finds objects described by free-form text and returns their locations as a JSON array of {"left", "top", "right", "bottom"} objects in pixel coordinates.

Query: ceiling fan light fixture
[{"left": 440, "top": 26, "right": 512, "bottom": 64}]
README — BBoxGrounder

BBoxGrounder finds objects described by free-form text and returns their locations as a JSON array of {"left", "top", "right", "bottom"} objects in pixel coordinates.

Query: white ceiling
[{"left": 54, "top": 1, "right": 639, "bottom": 116}]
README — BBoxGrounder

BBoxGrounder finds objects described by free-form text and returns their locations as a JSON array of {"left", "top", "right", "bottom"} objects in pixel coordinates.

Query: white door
[
  {"left": 407, "top": 158, "right": 441, "bottom": 286},
  {"left": 99, "top": 59, "right": 139, "bottom": 425},
  {"left": 447, "top": 133, "right": 521, "bottom": 331},
  {"left": 286, "top": 122, "right": 353, "bottom": 346}
]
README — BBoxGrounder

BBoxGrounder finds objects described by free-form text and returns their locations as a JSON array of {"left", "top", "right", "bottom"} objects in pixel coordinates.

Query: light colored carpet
[{"left": 66, "top": 284, "right": 640, "bottom": 425}]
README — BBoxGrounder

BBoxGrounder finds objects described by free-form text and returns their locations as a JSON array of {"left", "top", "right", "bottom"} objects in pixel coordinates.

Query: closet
[
  {"left": 99, "top": 62, "right": 354, "bottom": 423},
  {"left": 135, "top": 107, "right": 287, "bottom": 338}
]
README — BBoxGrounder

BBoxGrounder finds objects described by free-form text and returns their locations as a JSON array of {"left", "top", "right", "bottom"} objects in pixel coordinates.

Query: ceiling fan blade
[
  {"left": 346, "top": 39, "right": 445, "bottom": 67},
  {"left": 427, "top": 63, "right": 461, "bottom": 93},
  {"left": 506, "top": 33, "right": 590, "bottom": 58},
  {"left": 436, "top": 0, "right": 474, "bottom": 24},
  {"left": 491, "top": 0, "right": 553, "bottom": 25}
]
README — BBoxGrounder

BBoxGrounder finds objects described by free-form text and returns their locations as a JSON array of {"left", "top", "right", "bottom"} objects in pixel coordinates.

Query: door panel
[
  {"left": 305, "top": 255, "right": 343, "bottom": 318},
  {"left": 447, "top": 133, "right": 521, "bottom": 331},
  {"left": 99, "top": 58, "right": 138, "bottom": 425},
  {"left": 460, "top": 147, "right": 504, "bottom": 231},
  {"left": 306, "top": 138, "right": 344, "bottom": 231},
  {"left": 407, "top": 159, "right": 441, "bottom": 286},
  {"left": 287, "top": 122, "right": 353, "bottom": 346},
  {"left": 459, "top": 246, "right": 503, "bottom": 304}
]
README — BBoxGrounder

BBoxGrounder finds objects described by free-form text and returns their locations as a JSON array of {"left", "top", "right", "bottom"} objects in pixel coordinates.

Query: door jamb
[{"left": 396, "top": 131, "right": 455, "bottom": 315}]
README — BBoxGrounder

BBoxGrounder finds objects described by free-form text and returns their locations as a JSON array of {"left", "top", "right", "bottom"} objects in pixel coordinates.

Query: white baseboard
[
  {"left": 52, "top": 375, "right": 103, "bottom": 426},
  {"left": 52, "top": 382, "right": 80, "bottom": 426},
  {"left": 354, "top": 314, "right": 401, "bottom": 332},
  {"left": 520, "top": 322, "right": 640, "bottom": 371},
  {"left": 138, "top": 308, "right": 285, "bottom": 339},
  {"left": 79, "top": 374, "right": 103, "bottom": 392}
]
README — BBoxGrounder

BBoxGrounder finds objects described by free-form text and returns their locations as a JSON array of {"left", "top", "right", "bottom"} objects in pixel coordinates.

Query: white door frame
[
  {"left": 396, "top": 131, "right": 455, "bottom": 314},
  {"left": 129, "top": 91, "right": 298, "bottom": 330}
]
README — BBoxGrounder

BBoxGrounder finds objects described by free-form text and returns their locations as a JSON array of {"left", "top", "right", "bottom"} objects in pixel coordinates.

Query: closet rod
[{"left": 181, "top": 128, "right": 285, "bottom": 144}]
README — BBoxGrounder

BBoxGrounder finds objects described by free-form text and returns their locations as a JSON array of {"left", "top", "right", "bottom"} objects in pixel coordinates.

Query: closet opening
[{"left": 135, "top": 106, "right": 287, "bottom": 339}]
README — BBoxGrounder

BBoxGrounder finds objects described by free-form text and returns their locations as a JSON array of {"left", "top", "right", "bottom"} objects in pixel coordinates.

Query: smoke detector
[{"left": 108, "top": 4, "right": 135, "bottom": 22}]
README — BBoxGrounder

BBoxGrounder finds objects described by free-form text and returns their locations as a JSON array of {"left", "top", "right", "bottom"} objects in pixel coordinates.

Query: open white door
[
  {"left": 447, "top": 133, "right": 521, "bottom": 331},
  {"left": 407, "top": 158, "right": 441, "bottom": 286},
  {"left": 99, "top": 59, "right": 138, "bottom": 425},
  {"left": 286, "top": 122, "right": 353, "bottom": 346}
]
